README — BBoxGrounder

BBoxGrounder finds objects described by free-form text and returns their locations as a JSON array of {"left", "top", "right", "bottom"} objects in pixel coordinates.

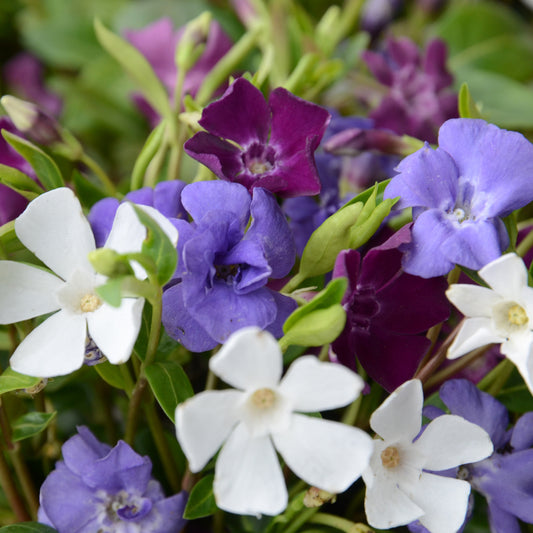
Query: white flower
[
  {"left": 175, "top": 326, "right": 373, "bottom": 516},
  {"left": 0, "top": 187, "right": 178, "bottom": 378},
  {"left": 446, "top": 253, "right": 533, "bottom": 392},
  {"left": 362, "top": 379, "right": 493, "bottom": 533}
]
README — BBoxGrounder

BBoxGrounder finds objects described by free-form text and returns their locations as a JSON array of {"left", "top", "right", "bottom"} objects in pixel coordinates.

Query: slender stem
[
  {"left": 478, "top": 358, "right": 515, "bottom": 396},
  {"left": 80, "top": 153, "right": 115, "bottom": 196},
  {"left": 281, "top": 272, "right": 305, "bottom": 294},
  {"left": 310, "top": 513, "right": 373, "bottom": 532},
  {"left": 517, "top": 226, "right": 533, "bottom": 257},
  {"left": 341, "top": 395, "right": 362, "bottom": 426},
  {"left": 283, "top": 506, "right": 320, "bottom": 533},
  {"left": 205, "top": 368, "right": 218, "bottom": 391},
  {"left": 167, "top": 65, "right": 187, "bottom": 182},
  {"left": 10, "top": 446, "right": 39, "bottom": 518},
  {"left": 124, "top": 377, "right": 147, "bottom": 446},
  {"left": 0, "top": 450, "right": 30, "bottom": 522}
]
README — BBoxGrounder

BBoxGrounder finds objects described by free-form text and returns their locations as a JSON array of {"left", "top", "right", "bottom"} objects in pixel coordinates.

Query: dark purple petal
[
  {"left": 181, "top": 181, "right": 251, "bottom": 229},
  {"left": 198, "top": 77, "right": 270, "bottom": 146},
  {"left": 510, "top": 412, "right": 533, "bottom": 451},
  {"left": 438, "top": 119, "right": 533, "bottom": 217},
  {"left": 332, "top": 249, "right": 361, "bottom": 300},
  {"left": 401, "top": 209, "right": 457, "bottom": 277},
  {"left": 423, "top": 40, "right": 453, "bottom": 91},
  {"left": 439, "top": 379, "right": 509, "bottom": 448},
  {"left": 0, "top": 184, "right": 28, "bottom": 225},
  {"left": 162, "top": 283, "right": 218, "bottom": 352},
  {"left": 384, "top": 144, "right": 458, "bottom": 210},
  {"left": 184, "top": 131, "right": 245, "bottom": 182},
  {"left": 362, "top": 50, "right": 394, "bottom": 86},
  {"left": 246, "top": 188, "right": 295, "bottom": 278},
  {"left": 387, "top": 37, "right": 421, "bottom": 68}
]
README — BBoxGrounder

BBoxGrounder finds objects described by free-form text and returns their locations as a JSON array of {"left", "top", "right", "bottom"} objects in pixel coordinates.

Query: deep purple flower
[
  {"left": 162, "top": 180, "right": 297, "bottom": 352},
  {"left": 428, "top": 379, "right": 533, "bottom": 533},
  {"left": 88, "top": 181, "right": 188, "bottom": 247},
  {"left": 362, "top": 37, "right": 457, "bottom": 143},
  {"left": 38, "top": 426, "right": 187, "bottom": 533},
  {"left": 0, "top": 117, "right": 39, "bottom": 225},
  {"left": 384, "top": 118, "right": 533, "bottom": 278},
  {"left": 125, "top": 18, "right": 232, "bottom": 126},
  {"left": 184, "top": 77, "right": 331, "bottom": 198},
  {"left": 330, "top": 226, "right": 449, "bottom": 391},
  {"left": 3, "top": 53, "right": 62, "bottom": 117}
]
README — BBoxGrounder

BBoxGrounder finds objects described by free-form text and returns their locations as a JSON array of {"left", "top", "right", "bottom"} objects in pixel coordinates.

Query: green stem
[
  {"left": 517, "top": 226, "right": 533, "bottom": 257},
  {"left": 130, "top": 122, "right": 166, "bottom": 190},
  {"left": 281, "top": 272, "right": 305, "bottom": 294},
  {"left": 0, "top": 450, "right": 30, "bottom": 522},
  {"left": 10, "top": 446, "right": 39, "bottom": 518},
  {"left": 283, "top": 506, "right": 320, "bottom": 533},
  {"left": 167, "top": 65, "right": 188, "bottom": 182},
  {"left": 124, "top": 377, "right": 147, "bottom": 446},
  {"left": 341, "top": 395, "right": 362, "bottom": 426},
  {"left": 478, "top": 358, "right": 515, "bottom": 396},
  {"left": 310, "top": 513, "right": 373, "bottom": 533},
  {"left": 80, "top": 153, "right": 115, "bottom": 196}
]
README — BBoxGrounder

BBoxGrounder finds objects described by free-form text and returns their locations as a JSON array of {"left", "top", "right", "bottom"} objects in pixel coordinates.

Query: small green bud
[
  {"left": 88, "top": 249, "right": 134, "bottom": 278},
  {"left": 176, "top": 12, "right": 212, "bottom": 72}
]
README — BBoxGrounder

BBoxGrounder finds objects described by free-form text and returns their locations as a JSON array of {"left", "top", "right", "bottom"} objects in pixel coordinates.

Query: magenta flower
[
  {"left": 184, "top": 77, "right": 331, "bottom": 198},
  {"left": 362, "top": 37, "right": 457, "bottom": 143},
  {"left": 330, "top": 226, "right": 449, "bottom": 391}
]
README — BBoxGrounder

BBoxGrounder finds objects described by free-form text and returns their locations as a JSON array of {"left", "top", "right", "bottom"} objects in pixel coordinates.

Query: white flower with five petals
[
  {"left": 362, "top": 379, "right": 493, "bottom": 533},
  {"left": 446, "top": 253, "right": 533, "bottom": 392},
  {"left": 175, "top": 326, "right": 373, "bottom": 516},
  {"left": 0, "top": 187, "right": 177, "bottom": 378}
]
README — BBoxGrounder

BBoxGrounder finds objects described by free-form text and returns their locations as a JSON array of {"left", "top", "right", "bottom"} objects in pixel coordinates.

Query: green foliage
[
  {"left": 12, "top": 411, "right": 56, "bottom": 442},
  {"left": 184, "top": 474, "right": 218, "bottom": 519},
  {"left": 0, "top": 524, "right": 58, "bottom": 533},
  {"left": 0, "top": 368, "right": 41, "bottom": 395},
  {"left": 458, "top": 83, "right": 483, "bottom": 120},
  {"left": 145, "top": 361, "right": 194, "bottom": 422},
  {"left": 0, "top": 165, "right": 43, "bottom": 200},
  {"left": 94, "top": 361, "right": 130, "bottom": 392}
]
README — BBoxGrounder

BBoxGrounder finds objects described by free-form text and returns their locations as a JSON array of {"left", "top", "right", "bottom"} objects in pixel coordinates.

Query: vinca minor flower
[
  {"left": 184, "top": 77, "right": 330, "bottom": 197},
  {"left": 176, "top": 327, "right": 373, "bottom": 516},
  {"left": 38, "top": 426, "right": 187, "bottom": 533},
  {"left": 0, "top": 187, "right": 177, "bottom": 377},
  {"left": 362, "top": 379, "right": 493, "bottom": 533},
  {"left": 446, "top": 253, "right": 533, "bottom": 394},
  {"left": 384, "top": 118, "right": 533, "bottom": 277}
]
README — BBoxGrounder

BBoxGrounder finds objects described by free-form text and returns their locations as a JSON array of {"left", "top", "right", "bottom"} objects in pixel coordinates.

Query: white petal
[
  {"left": 278, "top": 356, "right": 364, "bottom": 412},
  {"left": 86, "top": 298, "right": 144, "bottom": 364},
  {"left": 414, "top": 415, "right": 493, "bottom": 471},
  {"left": 501, "top": 332, "right": 533, "bottom": 394},
  {"left": 175, "top": 390, "right": 243, "bottom": 472},
  {"left": 0, "top": 261, "right": 62, "bottom": 323},
  {"left": 446, "top": 284, "right": 501, "bottom": 317},
  {"left": 447, "top": 317, "right": 505, "bottom": 359},
  {"left": 210, "top": 327, "right": 282, "bottom": 390},
  {"left": 105, "top": 203, "right": 178, "bottom": 280},
  {"left": 15, "top": 188, "right": 95, "bottom": 280},
  {"left": 214, "top": 423, "right": 287, "bottom": 516},
  {"left": 479, "top": 253, "right": 528, "bottom": 300},
  {"left": 273, "top": 414, "right": 373, "bottom": 492},
  {"left": 408, "top": 473, "right": 471, "bottom": 533},
  {"left": 370, "top": 379, "right": 422, "bottom": 443},
  {"left": 364, "top": 474, "right": 423, "bottom": 530},
  {"left": 10, "top": 310, "right": 86, "bottom": 377}
]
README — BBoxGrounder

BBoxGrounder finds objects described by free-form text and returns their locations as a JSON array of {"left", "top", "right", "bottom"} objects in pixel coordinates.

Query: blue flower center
[{"left": 215, "top": 263, "right": 240, "bottom": 283}]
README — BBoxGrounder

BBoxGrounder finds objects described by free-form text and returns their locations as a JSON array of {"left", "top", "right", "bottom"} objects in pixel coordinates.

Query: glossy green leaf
[
  {"left": 0, "top": 164, "right": 43, "bottom": 198},
  {"left": 12, "top": 411, "right": 56, "bottom": 442},
  {"left": 0, "top": 221, "right": 23, "bottom": 255},
  {"left": 94, "top": 19, "right": 173, "bottom": 121},
  {"left": 94, "top": 361, "right": 129, "bottom": 392},
  {"left": 95, "top": 277, "right": 124, "bottom": 307},
  {"left": 0, "top": 368, "right": 42, "bottom": 395},
  {"left": 0, "top": 523, "right": 58, "bottom": 532},
  {"left": 2, "top": 131, "right": 64, "bottom": 190},
  {"left": 145, "top": 361, "right": 194, "bottom": 422},
  {"left": 133, "top": 205, "right": 178, "bottom": 285},
  {"left": 183, "top": 474, "right": 217, "bottom": 519},
  {"left": 72, "top": 169, "right": 108, "bottom": 206}
]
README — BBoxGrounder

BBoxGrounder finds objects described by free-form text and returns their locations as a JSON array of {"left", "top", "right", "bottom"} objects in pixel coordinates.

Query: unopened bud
[
  {"left": 303, "top": 487, "right": 336, "bottom": 508},
  {"left": 88, "top": 248, "right": 133, "bottom": 278},
  {"left": 176, "top": 12, "right": 212, "bottom": 72},
  {"left": 1, "top": 95, "right": 61, "bottom": 145}
]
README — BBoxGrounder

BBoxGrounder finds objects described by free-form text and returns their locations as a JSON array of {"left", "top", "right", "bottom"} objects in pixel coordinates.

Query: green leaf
[
  {"left": 0, "top": 221, "right": 24, "bottom": 255},
  {"left": 2, "top": 131, "right": 64, "bottom": 190},
  {"left": 0, "top": 368, "right": 41, "bottom": 395},
  {"left": 12, "top": 411, "right": 56, "bottom": 442},
  {"left": 94, "top": 361, "right": 129, "bottom": 392},
  {"left": 497, "top": 384, "right": 533, "bottom": 413},
  {"left": 458, "top": 82, "right": 483, "bottom": 120},
  {"left": 95, "top": 276, "right": 124, "bottom": 307},
  {"left": 133, "top": 205, "right": 178, "bottom": 285},
  {"left": 282, "top": 278, "right": 347, "bottom": 347},
  {"left": 0, "top": 523, "right": 58, "bottom": 532},
  {"left": 94, "top": 19, "right": 173, "bottom": 121},
  {"left": 184, "top": 474, "right": 218, "bottom": 519},
  {"left": 0, "top": 164, "right": 43, "bottom": 199},
  {"left": 72, "top": 169, "right": 108, "bottom": 206},
  {"left": 145, "top": 361, "right": 194, "bottom": 422}
]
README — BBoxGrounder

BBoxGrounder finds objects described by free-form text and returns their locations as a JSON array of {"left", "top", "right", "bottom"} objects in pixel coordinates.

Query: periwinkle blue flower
[
  {"left": 384, "top": 118, "right": 533, "bottom": 278},
  {"left": 162, "top": 180, "right": 297, "bottom": 352},
  {"left": 38, "top": 426, "right": 187, "bottom": 533}
]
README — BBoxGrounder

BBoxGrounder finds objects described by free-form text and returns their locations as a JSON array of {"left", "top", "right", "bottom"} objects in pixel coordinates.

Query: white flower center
[
  {"left": 80, "top": 293, "right": 102, "bottom": 313},
  {"left": 250, "top": 387, "right": 276, "bottom": 408},
  {"left": 381, "top": 446, "right": 400, "bottom": 469},
  {"left": 493, "top": 300, "right": 530, "bottom": 334}
]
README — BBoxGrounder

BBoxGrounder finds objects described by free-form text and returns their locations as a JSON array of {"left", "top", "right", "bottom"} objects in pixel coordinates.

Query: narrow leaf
[
  {"left": 12, "top": 411, "right": 56, "bottom": 442},
  {"left": 458, "top": 82, "right": 483, "bottom": 119},
  {"left": 0, "top": 164, "right": 43, "bottom": 197},
  {"left": 145, "top": 361, "right": 194, "bottom": 422},
  {"left": 0, "top": 523, "right": 58, "bottom": 532},
  {"left": 2, "top": 131, "right": 64, "bottom": 190},
  {"left": 183, "top": 475, "right": 217, "bottom": 519},
  {"left": 0, "top": 368, "right": 41, "bottom": 395}
]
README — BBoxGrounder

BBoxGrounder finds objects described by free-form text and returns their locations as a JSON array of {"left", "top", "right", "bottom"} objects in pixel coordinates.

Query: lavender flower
[
  {"left": 330, "top": 226, "right": 449, "bottom": 391},
  {"left": 162, "top": 180, "right": 297, "bottom": 352},
  {"left": 184, "top": 77, "right": 331, "bottom": 198},
  {"left": 362, "top": 37, "right": 457, "bottom": 143},
  {"left": 38, "top": 426, "right": 187, "bottom": 533},
  {"left": 125, "top": 17, "right": 232, "bottom": 126},
  {"left": 433, "top": 379, "right": 533, "bottom": 533},
  {"left": 384, "top": 118, "right": 533, "bottom": 278}
]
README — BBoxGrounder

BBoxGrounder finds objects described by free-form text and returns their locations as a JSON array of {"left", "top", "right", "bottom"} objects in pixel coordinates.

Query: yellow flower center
[
  {"left": 508, "top": 304, "right": 528, "bottom": 326},
  {"left": 381, "top": 446, "right": 400, "bottom": 469},
  {"left": 251, "top": 388, "right": 276, "bottom": 409},
  {"left": 249, "top": 160, "right": 272, "bottom": 174},
  {"left": 80, "top": 293, "right": 102, "bottom": 313}
]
